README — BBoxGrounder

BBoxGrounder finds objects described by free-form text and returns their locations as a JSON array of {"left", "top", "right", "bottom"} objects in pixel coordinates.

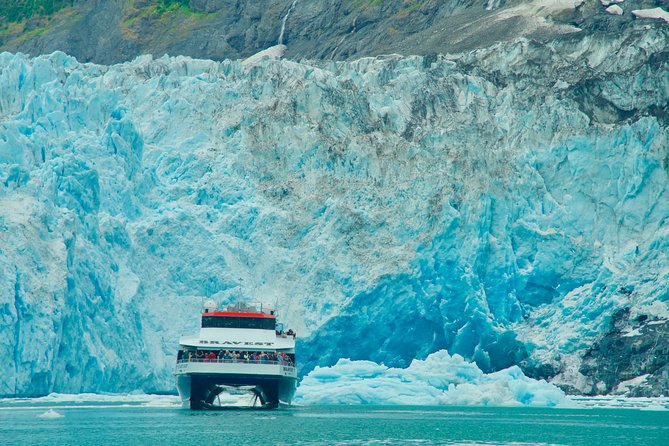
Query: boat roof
[{"left": 203, "top": 302, "right": 277, "bottom": 319}]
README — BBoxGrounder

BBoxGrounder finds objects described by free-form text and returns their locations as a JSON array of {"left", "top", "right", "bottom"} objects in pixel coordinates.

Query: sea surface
[{"left": 1, "top": 396, "right": 667, "bottom": 446}]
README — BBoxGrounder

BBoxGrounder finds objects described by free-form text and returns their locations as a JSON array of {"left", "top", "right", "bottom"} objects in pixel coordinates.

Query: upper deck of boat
[{"left": 178, "top": 301, "right": 297, "bottom": 352}]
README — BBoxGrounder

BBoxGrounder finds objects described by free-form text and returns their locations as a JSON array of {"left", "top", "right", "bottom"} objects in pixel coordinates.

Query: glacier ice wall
[{"left": 1, "top": 26, "right": 669, "bottom": 396}]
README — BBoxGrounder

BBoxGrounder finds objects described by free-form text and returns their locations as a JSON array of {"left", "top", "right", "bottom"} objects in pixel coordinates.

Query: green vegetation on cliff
[
  {"left": 156, "top": 0, "right": 190, "bottom": 13},
  {"left": 0, "top": 1, "right": 192, "bottom": 24},
  {"left": 0, "top": 0, "right": 74, "bottom": 23}
]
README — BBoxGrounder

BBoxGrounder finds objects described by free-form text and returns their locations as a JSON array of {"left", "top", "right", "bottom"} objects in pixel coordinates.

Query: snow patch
[
  {"left": 615, "top": 374, "right": 650, "bottom": 394},
  {"left": 606, "top": 5, "right": 623, "bottom": 16},
  {"left": 485, "top": 0, "right": 503, "bottom": 11},
  {"left": 493, "top": 0, "right": 584, "bottom": 35},
  {"left": 621, "top": 327, "right": 641, "bottom": 337},
  {"left": 241, "top": 45, "right": 286, "bottom": 65},
  {"left": 504, "top": 0, "right": 584, "bottom": 17},
  {"left": 647, "top": 319, "right": 667, "bottom": 325},
  {"left": 632, "top": 8, "right": 669, "bottom": 23}
]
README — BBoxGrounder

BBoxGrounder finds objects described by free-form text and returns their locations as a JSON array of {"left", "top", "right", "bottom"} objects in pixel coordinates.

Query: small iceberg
[{"left": 38, "top": 409, "right": 64, "bottom": 419}]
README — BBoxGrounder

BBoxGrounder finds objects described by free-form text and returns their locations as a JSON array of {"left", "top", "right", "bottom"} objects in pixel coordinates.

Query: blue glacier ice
[
  {"left": 294, "top": 350, "right": 567, "bottom": 406},
  {"left": 1, "top": 25, "right": 669, "bottom": 398}
]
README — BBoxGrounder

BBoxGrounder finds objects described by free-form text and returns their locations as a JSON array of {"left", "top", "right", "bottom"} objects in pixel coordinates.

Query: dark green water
[{"left": 1, "top": 405, "right": 667, "bottom": 446}]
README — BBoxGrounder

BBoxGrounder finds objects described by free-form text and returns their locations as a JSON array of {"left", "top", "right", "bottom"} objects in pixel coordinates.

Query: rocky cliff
[{"left": 0, "top": 1, "right": 665, "bottom": 64}]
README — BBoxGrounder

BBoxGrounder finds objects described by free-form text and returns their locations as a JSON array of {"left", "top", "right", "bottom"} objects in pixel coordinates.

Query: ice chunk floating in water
[
  {"left": 0, "top": 393, "right": 182, "bottom": 408},
  {"left": 37, "top": 409, "right": 64, "bottom": 419},
  {"left": 294, "top": 350, "right": 567, "bottom": 406}
]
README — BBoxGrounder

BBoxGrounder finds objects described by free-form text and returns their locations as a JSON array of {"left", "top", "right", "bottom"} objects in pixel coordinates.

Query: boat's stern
[{"left": 174, "top": 301, "right": 298, "bottom": 409}]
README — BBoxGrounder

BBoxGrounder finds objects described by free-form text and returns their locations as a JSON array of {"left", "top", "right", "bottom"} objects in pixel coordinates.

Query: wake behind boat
[{"left": 174, "top": 301, "right": 297, "bottom": 409}]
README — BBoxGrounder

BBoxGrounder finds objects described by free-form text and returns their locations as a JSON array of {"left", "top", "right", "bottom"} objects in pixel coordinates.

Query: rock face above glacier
[
  {"left": 1, "top": 24, "right": 669, "bottom": 397},
  {"left": 1, "top": 0, "right": 664, "bottom": 64}
]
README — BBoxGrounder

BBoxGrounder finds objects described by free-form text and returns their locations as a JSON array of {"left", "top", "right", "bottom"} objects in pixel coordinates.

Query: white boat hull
[{"left": 175, "top": 361, "right": 297, "bottom": 409}]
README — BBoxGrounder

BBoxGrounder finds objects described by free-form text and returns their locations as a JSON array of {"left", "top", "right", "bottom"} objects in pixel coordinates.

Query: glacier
[{"left": 1, "top": 23, "right": 669, "bottom": 398}]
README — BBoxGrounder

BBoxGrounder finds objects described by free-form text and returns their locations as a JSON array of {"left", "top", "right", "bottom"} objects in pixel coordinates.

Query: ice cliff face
[{"left": 1, "top": 24, "right": 669, "bottom": 397}]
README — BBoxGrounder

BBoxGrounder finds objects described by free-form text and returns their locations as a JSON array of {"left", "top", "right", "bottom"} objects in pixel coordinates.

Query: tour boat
[{"left": 174, "top": 301, "right": 297, "bottom": 409}]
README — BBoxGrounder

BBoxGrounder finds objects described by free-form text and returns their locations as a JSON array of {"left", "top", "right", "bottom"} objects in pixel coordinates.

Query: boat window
[{"left": 201, "top": 316, "right": 276, "bottom": 330}]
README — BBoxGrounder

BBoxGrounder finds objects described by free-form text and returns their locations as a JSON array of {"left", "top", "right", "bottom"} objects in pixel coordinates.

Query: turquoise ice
[{"left": 1, "top": 26, "right": 668, "bottom": 397}]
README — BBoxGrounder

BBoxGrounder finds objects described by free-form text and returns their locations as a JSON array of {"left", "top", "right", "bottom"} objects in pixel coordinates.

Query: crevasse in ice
[{"left": 1, "top": 27, "right": 668, "bottom": 397}]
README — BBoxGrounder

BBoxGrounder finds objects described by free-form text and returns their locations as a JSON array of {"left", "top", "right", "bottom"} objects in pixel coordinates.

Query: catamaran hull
[{"left": 176, "top": 373, "right": 297, "bottom": 409}]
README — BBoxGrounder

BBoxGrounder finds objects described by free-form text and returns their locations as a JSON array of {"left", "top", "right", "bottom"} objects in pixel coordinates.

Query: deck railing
[{"left": 177, "top": 358, "right": 295, "bottom": 371}]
